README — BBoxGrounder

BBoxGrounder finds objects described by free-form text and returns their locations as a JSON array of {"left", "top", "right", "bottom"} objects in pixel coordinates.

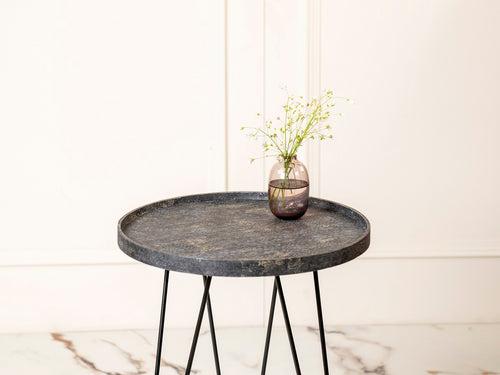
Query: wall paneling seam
[{"left": 307, "top": 0, "right": 322, "bottom": 197}]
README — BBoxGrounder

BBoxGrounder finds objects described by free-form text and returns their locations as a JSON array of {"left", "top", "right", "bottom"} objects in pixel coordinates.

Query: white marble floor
[{"left": 1, "top": 324, "right": 499, "bottom": 374}]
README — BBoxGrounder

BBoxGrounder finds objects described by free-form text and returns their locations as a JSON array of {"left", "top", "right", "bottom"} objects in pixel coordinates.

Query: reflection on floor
[{"left": 1, "top": 324, "right": 499, "bottom": 374}]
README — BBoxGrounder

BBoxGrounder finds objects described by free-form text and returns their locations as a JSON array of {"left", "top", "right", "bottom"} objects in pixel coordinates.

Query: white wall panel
[
  {"left": 319, "top": 0, "right": 500, "bottom": 257},
  {"left": 264, "top": 0, "right": 309, "bottom": 176},
  {"left": 227, "top": 0, "right": 265, "bottom": 190},
  {"left": 2, "top": 257, "right": 500, "bottom": 333},
  {"left": 0, "top": 265, "right": 264, "bottom": 333},
  {"left": 0, "top": 0, "right": 226, "bottom": 259},
  {"left": 267, "top": 257, "right": 500, "bottom": 326}
]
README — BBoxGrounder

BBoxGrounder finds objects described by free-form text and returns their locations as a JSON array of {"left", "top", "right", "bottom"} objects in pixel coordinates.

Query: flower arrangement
[
  {"left": 241, "top": 90, "right": 339, "bottom": 179},
  {"left": 241, "top": 90, "right": 343, "bottom": 219}
]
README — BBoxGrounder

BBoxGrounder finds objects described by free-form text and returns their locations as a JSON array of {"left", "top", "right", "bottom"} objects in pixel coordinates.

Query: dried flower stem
[{"left": 241, "top": 90, "right": 339, "bottom": 175}]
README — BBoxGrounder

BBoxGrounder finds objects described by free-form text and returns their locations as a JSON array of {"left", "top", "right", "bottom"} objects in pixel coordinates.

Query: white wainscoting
[
  {"left": 2, "top": 258, "right": 500, "bottom": 333},
  {"left": 1, "top": 0, "right": 499, "bottom": 333}
]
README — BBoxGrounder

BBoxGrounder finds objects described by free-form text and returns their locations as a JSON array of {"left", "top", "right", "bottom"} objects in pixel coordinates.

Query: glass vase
[{"left": 268, "top": 155, "right": 309, "bottom": 220}]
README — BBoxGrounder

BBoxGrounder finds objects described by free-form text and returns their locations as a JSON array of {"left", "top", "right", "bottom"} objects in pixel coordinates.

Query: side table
[{"left": 117, "top": 192, "right": 370, "bottom": 374}]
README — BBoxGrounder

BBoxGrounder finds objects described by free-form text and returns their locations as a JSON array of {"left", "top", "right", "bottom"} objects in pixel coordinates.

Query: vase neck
[{"left": 279, "top": 155, "right": 297, "bottom": 162}]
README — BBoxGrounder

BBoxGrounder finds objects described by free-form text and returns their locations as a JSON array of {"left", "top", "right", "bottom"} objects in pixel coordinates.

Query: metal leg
[
  {"left": 185, "top": 276, "right": 212, "bottom": 375},
  {"left": 154, "top": 270, "right": 170, "bottom": 375},
  {"left": 276, "top": 276, "right": 302, "bottom": 375},
  {"left": 204, "top": 276, "right": 221, "bottom": 375},
  {"left": 154, "top": 272, "right": 325, "bottom": 375},
  {"left": 314, "top": 271, "right": 329, "bottom": 375},
  {"left": 260, "top": 279, "right": 278, "bottom": 375}
]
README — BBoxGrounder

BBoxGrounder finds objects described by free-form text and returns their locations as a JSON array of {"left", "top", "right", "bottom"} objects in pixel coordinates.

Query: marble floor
[{"left": 1, "top": 324, "right": 499, "bottom": 374}]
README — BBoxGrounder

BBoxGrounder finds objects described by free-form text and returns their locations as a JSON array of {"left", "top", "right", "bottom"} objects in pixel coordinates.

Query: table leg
[
  {"left": 204, "top": 276, "right": 221, "bottom": 375},
  {"left": 314, "top": 271, "right": 330, "bottom": 375},
  {"left": 185, "top": 276, "right": 212, "bottom": 375},
  {"left": 260, "top": 278, "right": 278, "bottom": 375},
  {"left": 154, "top": 270, "right": 170, "bottom": 375},
  {"left": 154, "top": 272, "right": 326, "bottom": 374},
  {"left": 276, "top": 276, "right": 302, "bottom": 375}
]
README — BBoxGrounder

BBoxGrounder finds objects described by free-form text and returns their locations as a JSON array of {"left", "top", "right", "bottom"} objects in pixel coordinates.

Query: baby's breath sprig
[{"left": 241, "top": 90, "right": 340, "bottom": 177}]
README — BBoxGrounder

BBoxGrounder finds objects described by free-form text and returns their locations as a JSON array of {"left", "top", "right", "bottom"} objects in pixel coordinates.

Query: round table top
[{"left": 117, "top": 192, "right": 370, "bottom": 277}]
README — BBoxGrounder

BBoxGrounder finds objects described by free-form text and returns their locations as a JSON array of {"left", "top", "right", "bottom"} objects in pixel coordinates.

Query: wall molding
[
  {"left": 1, "top": 248, "right": 500, "bottom": 267},
  {"left": 0, "top": 249, "right": 132, "bottom": 267},
  {"left": 363, "top": 249, "right": 500, "bottom": 259}
]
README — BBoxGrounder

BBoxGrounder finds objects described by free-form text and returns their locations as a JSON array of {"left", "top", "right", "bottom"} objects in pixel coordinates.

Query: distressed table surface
[{"left": 117, "top": 192, "right": 370, "bottom": 277}]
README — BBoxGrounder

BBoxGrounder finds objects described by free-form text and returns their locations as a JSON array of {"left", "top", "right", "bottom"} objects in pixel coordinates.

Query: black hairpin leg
[
  {"left": 261, "top": 276, "right": 302, "bottom": 375},
  {"left": 204, "top": 276, "right": 221, "bottom": 375},
  {"left": 261, "top": 279, "right": 277, "bottom": 375},
  {"left": 276, "top": 276, "right": 302, "bottom": 374},
  {"left": 314, "top": 271, "right": 329, "bottom": 374},
  {"left": 154, "top": 270, "right": 170, "bottom": 375},
  {"left": 155, "top": 272, "right": 324, "bottom": 375},
  {"left": 185, "top": 276, "right": 213, "bottom": 375}
]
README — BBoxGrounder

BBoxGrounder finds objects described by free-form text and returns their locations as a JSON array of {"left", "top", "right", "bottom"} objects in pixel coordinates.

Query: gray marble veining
[
  {"left": 117, "top": 192, "right": 370, "bottom": 277},
  {"left": 2, "top": 325, "right": 500, "bottom": 374}
]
